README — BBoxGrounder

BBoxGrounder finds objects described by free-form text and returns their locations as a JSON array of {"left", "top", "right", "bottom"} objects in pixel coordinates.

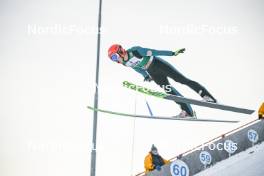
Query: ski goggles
[
  {"left": 117, "top": 46, "right": 125, "bottom": 57},
  {"left": 110, "top": 53, "right": 120, "bottom": 62}
]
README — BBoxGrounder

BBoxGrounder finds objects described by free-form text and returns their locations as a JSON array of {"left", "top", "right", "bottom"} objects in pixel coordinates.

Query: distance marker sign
[{"left": 170, "top": 160, "right": 189, "bottom": 176}]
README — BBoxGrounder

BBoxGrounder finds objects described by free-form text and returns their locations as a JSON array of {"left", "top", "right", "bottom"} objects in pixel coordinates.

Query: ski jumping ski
[
  {"left": 87, "top": 106, "right": 239, "bottom": 123},
  {"left": 123, "top": 81, "right": 255, "bottom": 115}
]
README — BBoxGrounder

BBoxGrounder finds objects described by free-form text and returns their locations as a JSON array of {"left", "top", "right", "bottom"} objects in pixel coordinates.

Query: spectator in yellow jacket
[
  {"left": 259, "top": 103, "right": 264, "bottom": 119},
  {"left": 144, "top": 144, "right": 170, "bottom": 173}
]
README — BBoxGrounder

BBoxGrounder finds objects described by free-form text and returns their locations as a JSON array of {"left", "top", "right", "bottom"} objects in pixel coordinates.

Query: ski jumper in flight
[{"left": 107, "top": 44, "right": 217, "bottom": 117}]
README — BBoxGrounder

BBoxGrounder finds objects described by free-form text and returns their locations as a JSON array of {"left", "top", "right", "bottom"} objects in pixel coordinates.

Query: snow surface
[{"left": 195, "top": 142, "right": 264, "bottom": 176}]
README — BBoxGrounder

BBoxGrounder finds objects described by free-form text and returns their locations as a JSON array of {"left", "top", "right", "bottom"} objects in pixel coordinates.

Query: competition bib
[{"left": 124, "top": 56, "right": 142, "bottom": 68}]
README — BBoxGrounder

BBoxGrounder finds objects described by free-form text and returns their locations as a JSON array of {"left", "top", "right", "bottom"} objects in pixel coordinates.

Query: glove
[
  {"left": 173, "top": 48, "right": 185, "bottom": 56},
  {"left": 144, "top": 75, "right": 152, "bottom": 82},
  {"left": 155, "top": 165, "right": 161, "bottom": 171}
]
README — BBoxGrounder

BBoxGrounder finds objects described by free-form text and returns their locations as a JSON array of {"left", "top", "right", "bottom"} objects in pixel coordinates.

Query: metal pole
[{"left": 90, "top": 0, "right": 102, "bottom": 175}]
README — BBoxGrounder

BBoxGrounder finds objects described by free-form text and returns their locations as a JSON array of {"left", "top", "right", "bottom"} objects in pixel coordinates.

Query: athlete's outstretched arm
[{"left": 131, "top": 46, "right": 174, "bottom": 57}]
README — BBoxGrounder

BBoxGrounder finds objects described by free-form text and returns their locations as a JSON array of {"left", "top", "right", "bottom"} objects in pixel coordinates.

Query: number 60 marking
[{"left": 170, "top": 160, "right": 189, "bottom": 176}]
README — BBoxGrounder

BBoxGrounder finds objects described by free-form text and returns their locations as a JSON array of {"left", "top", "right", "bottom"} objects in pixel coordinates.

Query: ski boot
[
  {"left": 175, "top": 110, "right": 196, "bottom": 119},
  {"left": 202, "top": 95, "right": 217, "bottom": 103}
]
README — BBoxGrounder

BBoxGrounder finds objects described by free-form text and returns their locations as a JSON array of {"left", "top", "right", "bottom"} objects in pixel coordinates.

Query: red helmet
[{"left": 108, "top": 44, "right": 127, "bottom": 61}]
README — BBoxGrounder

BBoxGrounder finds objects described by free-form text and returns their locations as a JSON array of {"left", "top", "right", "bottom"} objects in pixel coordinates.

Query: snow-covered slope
[{"left": 195, "top": 142, "right": 264, "bottom": 176}]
